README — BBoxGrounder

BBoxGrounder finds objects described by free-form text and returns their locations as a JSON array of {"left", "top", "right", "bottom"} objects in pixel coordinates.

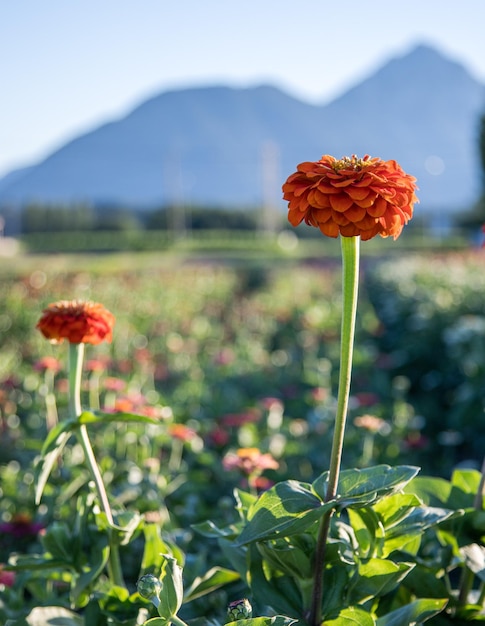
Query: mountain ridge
[{"left": 1, "top": 43, "right": 484, "bottom": 212}]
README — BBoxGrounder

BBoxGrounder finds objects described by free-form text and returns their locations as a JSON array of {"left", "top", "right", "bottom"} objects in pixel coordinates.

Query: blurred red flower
[
  {"left": 283, "top": 154, "right": 418, "bottom": 240},
  {"left": 37, "top": 300, "right": 115, "bottom": 345}
]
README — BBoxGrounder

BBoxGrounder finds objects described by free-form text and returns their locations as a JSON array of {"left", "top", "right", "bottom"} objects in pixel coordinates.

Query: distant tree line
[{"left": 13, "top": 203, "right": 282, "bottom": 235}]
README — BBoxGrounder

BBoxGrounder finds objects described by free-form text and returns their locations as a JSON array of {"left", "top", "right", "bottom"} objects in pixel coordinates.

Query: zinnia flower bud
[
  {"left": 283, "top": 154, "right": 418, "bottom": 241},
  {"left": 137, "top": 574, "right": 162, "bottom": 607},
  {"left": 37, "top": 300, "right": 115, "bottom": 345},
  {"left": 227, "top": 598, "right": 252, "bottom": 621}
]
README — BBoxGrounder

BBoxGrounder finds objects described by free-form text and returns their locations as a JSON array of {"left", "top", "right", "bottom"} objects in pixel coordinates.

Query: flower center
[{"left": 332, "top": 155, "right": 370, "bottom": 172}]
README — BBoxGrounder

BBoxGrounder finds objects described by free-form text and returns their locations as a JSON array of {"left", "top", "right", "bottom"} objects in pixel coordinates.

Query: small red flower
[{"left": 37, "top": 300, "right": 115, "bottom": 345}]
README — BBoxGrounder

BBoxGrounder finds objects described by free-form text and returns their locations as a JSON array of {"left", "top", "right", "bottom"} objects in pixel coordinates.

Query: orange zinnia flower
[
  {"left": 282, "top": 154, "right": 418, "bottom": 241},
  {"left": 37, "top": 300, "right": 115, "bottom": 345}
]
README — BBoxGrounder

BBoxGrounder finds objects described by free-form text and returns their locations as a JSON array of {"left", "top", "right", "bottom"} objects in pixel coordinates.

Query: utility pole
[{"left": 260, "top": 140, "right": 281, "bottom": 236}]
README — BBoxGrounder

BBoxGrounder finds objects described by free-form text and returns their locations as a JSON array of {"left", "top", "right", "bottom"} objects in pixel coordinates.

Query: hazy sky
[{"left": 1, "top": 1, "right": 485, "bottom": 178}]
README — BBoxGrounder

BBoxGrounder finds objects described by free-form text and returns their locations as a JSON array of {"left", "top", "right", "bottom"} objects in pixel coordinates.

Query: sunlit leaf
[
  {"left": 347, "top": 559, "right": 414, "bottom": 604},
  {"left": 78, "top": 409, "right": 159, "bottom": 425},
  {"left": 405, "top": 476, "right": 451, "bottom": 507},
  {"left": 323, "top": 606, "right": 375, "bottom": 625},
  {"left": 236, "top": 480, "right": 328, "bottom": 545},
  {"left": 313, "top": 465, "right": 419, "bottom": 509},
  {"left": 225, "top": 618, "right": 297, "bottom": 626},
  {"left": 375, "top": 598, "right": 447, "bottom": 626}
]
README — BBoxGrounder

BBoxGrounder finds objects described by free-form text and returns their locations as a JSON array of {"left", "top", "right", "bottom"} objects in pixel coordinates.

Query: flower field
[{"left": 1, "top": 248, "right": 485, "bottom": 625}]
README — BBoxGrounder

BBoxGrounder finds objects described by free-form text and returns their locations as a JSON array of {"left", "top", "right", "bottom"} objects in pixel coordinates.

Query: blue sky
[{"left": 1, "top": 0, "right": 485, "bottom": 178}]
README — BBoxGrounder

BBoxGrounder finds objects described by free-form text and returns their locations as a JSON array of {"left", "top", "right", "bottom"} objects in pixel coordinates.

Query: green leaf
[
  {"left": 183, "top": 566, "right": 240, "bottom": 602},
  {"left": 112, "top": 510, "right": 144, "bottom": 545},
  {"left": 71, "top": 539, "right": 109, "bottom": 605},
  {"left": 405, "top": 476, "right": 451, "bottom": 507},
  {"left": 321, "top": 566, "right": 351, "bottom": 619},
  {"left": 379, "top": 505, "right": 455, "bottom": 558},
  {"left": 236, "top": 480, "right": 327, "bottom": 545},
  {"left": 313, "top": 465, "right": 419, "bottom": 509},
  {"left": 402, "top": 566, "right": 450, "bottom": 599},
  {"left": 234, "top": 488, "right": 258, "bottom": 520},
  {"left": 15, "top": 606, "right": 84, "bottom": 625},
  {"left": 372, "top": 493, "right": 422, "bottom": 529},
  {"left": 6, "top": 554, "right": 68, "bottom": 571},
  {"left": 192, "top": 519, "right": 240, "bottom": 539},
  {"left": 257, "top": 539, "right": 313, "bottom": 580},
  {"left": 375, "top": 598, "right": 447, "bottom": 626},
  {"left": 448, "top": 469, "right": 482, "bottom": 509},
  {"left": 143, "top": 619, "right": 168, "bottom": 626},
  {"left": 157, "top": 554, "right": 184, "bottom": 619},
  {"left": 35, "top": 426, "right": 74, "bottom": 504},
  {"left": 246, "top": 544, "right": 304, "bottom": 618},
  {"left": 323, "top": 606, "right": 375, "bottom": 625},
  {"left": 78, "top": 409, "right": 160, "bottom": 426},
  {"left": 141, "top": 525, "right": 174, "bottom": 573},
  {"left": 40, "top": 522, "right": 76, "bottom": 562},
  {"left": 347, "top": 559, "right": 414, "bottom": 604},
  {"left": 347, "top": 508, "right": 382, "bottom": 559},
  {"left": 225, "top": 618, "right": 297, "bottom": 626},
  {"left": 385, "top": 506, "right": 456, "bottom": 539},
  {"left": 35, "top": 410, "right": 159, "bottom": 505}
]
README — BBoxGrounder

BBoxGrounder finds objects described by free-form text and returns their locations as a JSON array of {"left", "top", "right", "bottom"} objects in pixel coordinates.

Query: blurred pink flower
[
  {"left": 353, "top": 414, "right": 387, "bottom": 434},
  {"left": 0, "top": 565, "right": 15, "bottom": 587},
  {"left": 220, "top": 410, "right": 261, "bottom": 427},
  {"left": 86, "top": 357, "right": 110, "bottom": 373},
  {"left": 223, "top": 448, "right": 279, "bottom": 476},
  {"left": 213, "top": 348, "right": 235, "bottom": 366},
  {"left": 34, "top": 356, "right": 61, "bottom": 373},
  {"left": 103, "top": 377, "right": 126, "bottom": 392}
]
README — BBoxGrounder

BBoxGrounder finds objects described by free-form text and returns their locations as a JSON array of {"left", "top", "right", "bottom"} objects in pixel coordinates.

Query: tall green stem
[
  {"left": 68, "top": 342, "right": 125, "bottom": 588},
  {"left": 308, "top": 235, "right": 360, "bottom": 626}
]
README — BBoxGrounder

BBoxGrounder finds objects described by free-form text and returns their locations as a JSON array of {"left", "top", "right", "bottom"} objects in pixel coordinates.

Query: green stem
[
  {"left": 308, "top": 236, "right": 360, "bottom": 626},
  {"left": 68, "top": 342, "right": 125, "bottom": 588}
]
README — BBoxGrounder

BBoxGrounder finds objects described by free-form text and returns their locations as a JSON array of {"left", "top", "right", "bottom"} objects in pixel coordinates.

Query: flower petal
[{"left": 329, "top": 194, "right": 354, "bottom": 212}]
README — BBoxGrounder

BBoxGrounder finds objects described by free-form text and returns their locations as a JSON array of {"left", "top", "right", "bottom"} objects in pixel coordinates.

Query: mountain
[{"left": 1, "top": 43, "right": 484, "bottom": 212}]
